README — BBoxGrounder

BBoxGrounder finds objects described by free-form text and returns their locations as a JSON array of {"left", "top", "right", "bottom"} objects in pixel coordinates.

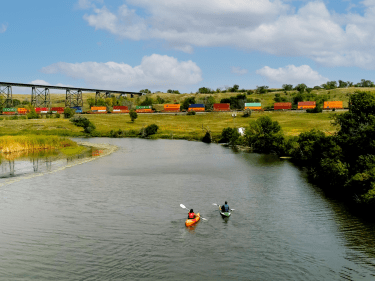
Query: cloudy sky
[{"left": 1, "top": 0, "right": 375, "bottom": 93}]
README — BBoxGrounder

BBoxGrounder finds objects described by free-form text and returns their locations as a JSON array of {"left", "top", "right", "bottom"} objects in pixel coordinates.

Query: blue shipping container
[
  {"left": 189, "top": 104, "right": 205, "bottom": 108},
  {"left": 71, "top": 107, "right": 83, "bottom": 113}
]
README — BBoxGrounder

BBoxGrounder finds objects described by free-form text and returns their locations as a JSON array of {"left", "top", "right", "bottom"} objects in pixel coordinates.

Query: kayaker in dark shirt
[
  {"left": 221, "top": 201, "right": 230, "bottom": 212},
  {"left": 188, "top": 209, "right": 196, "bottom": 219}
]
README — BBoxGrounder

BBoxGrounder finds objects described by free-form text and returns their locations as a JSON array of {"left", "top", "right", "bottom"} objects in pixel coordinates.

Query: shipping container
[
  {"left": 136, "top": 108, "right": 153, "bottom": 113},
  {"left": 298, "top": 101, "right": 316, "bottom": 109},
  {"left": 274, "top": 102, "right": 292, "bottom": 110},
  {"left": 244, "top": 103, "right": 262, "bottom": 110},
  {"left": 135, "top": 105, "right": 152, "bottom": 109},
  {"left": 71, "top": 106, "right": 82, "bottom": 113},
  {"left": 213, "top": 103, "right": 230, "bottom": 111},
  {"left": 323, "top": 101, "right": 343, "bottom": 109},
  {"left": 51, "top": 107, "right": 65, "bottom": 113},
  {"left": 35, "top": 107, "right": 49, "bottom": 113},
  {"left": 3, "top": 108, "right": 17, "bottom": 112},
  {"left": 2, "top": 108, "right": 16, "bottom": 115},
  {"left": 17, "top": 108, "right": 28, "bottom": 114},
  {"left": 113, "top": 106, "right": 128, "bottom": 110},
  {"left": 164, "top": 104, "right": 180, "bottom": 112},
  {"left": 91, "top": 106, "right": 106, "bottom": 111},
  {"left": 188, "top": 104, "right": 205, "bottom": 112}
]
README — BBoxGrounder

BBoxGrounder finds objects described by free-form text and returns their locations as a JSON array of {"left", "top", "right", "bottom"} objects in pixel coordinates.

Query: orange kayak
[{"left": 185, "top": 213, "right": 200, "bottom": 226}]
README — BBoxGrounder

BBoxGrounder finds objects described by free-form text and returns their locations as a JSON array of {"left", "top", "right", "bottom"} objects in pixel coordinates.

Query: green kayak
[{"left": 219, "top": 206, "right": 231, "bottom": 218}]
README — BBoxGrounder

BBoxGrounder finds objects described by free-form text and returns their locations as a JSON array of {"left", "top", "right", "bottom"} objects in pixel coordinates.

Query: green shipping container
[
  {"left": 3, "top": 108, "right": 17, "bottom": 112},
  {"left": 136, "top": 105, "right": 152, "bottom": 109},
  {"left": 245, "top": 103, "right": 261, "bottom": 107}
]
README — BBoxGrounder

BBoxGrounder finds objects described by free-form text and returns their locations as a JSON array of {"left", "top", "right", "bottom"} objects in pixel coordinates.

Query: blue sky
[{"left": 1, "top": 0, "right": 375, "bottom": 94}]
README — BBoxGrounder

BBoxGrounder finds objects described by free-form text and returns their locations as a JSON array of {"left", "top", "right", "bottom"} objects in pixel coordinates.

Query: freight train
[{"left": 0, "top": 101, "right": 344, "bottom": 115}]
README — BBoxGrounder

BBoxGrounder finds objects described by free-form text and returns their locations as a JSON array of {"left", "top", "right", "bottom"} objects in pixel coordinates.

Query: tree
[
  {"left": 245, "top": 116, "right": 284, "bottom": 153},
  {"left": 143, "top": 124, "right": 158, "bottom": 137},
  {"left": 282, "top": 84, "right": 293, "bottom": 91},
  {"left": 70, "top": 116, "right": 96, "bottom": 134},
  {"left": 220, "top": 127, "right": 240, "bottom": 146},
  {"left": 198, "top": 87, "right": 212, "bottom": 94},
  {"left": 63, "top": 107, "right": 75, "bottom": 118},
  {"left": 140, "top": 96, "right": 153, "bottom": 106},
  {"left": 338, "top": 80, "right": 348, "bottom": 88},
  {"left": 129, "top": 110, "right": 138, "bottom": 122},
  {"left": 256, "top": 86, "right": 269, "bottom": 94},
  {"left": 181, "top": 97, "right": 195, "bottom": 110},
  {"left": 294, "top": 83, "right": 307, "bottom": 93}
]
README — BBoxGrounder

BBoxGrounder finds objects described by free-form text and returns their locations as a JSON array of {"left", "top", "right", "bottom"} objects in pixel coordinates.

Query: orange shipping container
[
  {"left": 298, "top": 101, "right": 316, "bottom": 109},
  {"left": 323, "top": 101, "right": 343, "bottom": 109},
  {"left": 164, "top": 104, "right": 180, "bottom": 112},
  {"left": 188, "top": 108, "right": 205, "bottom": 112},
  {"left": 91, "top": 106, "right": 107, "bottom": 111}
]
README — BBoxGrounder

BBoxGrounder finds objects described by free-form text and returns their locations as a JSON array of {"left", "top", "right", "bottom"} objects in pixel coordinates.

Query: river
[{"left": 0, "top": 138, "right": 374, "bottom": 280}]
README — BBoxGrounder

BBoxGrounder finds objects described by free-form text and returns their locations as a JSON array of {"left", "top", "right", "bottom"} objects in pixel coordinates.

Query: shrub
[
  {"left": 64, "top": 107, "right": 75, "bottom": 118},
  {"left": 242, "top": 109, "right": 252, "bottom": 117},
  {"left": 220, "top": 127, "right": 240, "bottom": 146},
  {"left": 187, "top": 110, "right": 196, "bottom": 115},
  {"left": 144, "top": 124, "right": 159, "bottom": 136},
  {"left": 129, "top": 110, "right": 138, "bottom": 122},
  {"left": 202, "top": 131, "right": 212, "bottom": 143},
  {"left": 27, "top": 109, "right": 41, "bottom": 119},
  {"left": 70, "top": 116, "right": 96, "bottom": 134},
  {"left": 55, "top": 113, "right": 61, "bottom": 118}
]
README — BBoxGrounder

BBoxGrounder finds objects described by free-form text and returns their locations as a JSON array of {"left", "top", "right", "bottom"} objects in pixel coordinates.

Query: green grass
[{"left": 0, "top": 111, "right": 340, "bottom": 140}]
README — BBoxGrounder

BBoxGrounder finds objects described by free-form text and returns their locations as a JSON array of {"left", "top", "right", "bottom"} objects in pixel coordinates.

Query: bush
[
  {"left": 306, "top": 106, "right": 323, "bottom": 113},
  {"left": 129, "top": 110, "right": 138, "bottom": 122},
  {"left": 55, "top": 113, "right": 61, "bottom": 118},
  {"left": 220, "top": 127, "right": 240, "bottom": 146},
  {"left": 64, "top": 107, "right": 75, "bottom": 118},
  {"left": 70, "top": 116, "right": 96, "bottom": 134},
  {"left": 144, "top": 124, "right": 159, "bottom": 136},
  {"left": 202, "top": 131, "right": 212, "bottom": 143},
  {"left": 187, "top": 110, "right": 196, "bottom": 115},
  {"left": 27, "top": 109, "right": 41, "bottom": 119},
  {"left": 242, "top": 109, "right": 252, "bottom": 117}
]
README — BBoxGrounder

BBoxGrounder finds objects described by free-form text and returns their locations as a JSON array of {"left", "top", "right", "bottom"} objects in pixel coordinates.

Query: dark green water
[{"left": 0, "top": 138, "right": 374, "bottom": 280}]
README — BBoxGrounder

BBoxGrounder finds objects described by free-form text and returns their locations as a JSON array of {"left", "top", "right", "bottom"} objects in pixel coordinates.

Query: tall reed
[{"left": 0, "top": 135, "right": 77, "bottom": 153}]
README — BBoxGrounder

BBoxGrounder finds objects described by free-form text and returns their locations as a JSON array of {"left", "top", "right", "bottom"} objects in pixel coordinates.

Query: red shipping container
[
  {"left": 213, "top": 103, "right": 230, "bottom": 111},
  {"left": 113, "top": 106, "right": 128, "bottom": 110},
  {"left": 35, "top": 107, "right": 49, "bottom": 112},
  {"left": 274, "top": 102, "right": 292, "bottom": 110}
]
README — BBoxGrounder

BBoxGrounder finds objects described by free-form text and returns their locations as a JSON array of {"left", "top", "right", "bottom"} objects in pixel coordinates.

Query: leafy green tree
[
  {"left": 220, "top": 127, "right": 240, "bottom": 146},
  {"left": 70, "top": 116, "right": 96, "bottom": 134},
  {"left": 294, "top": 83, "right": 307, "bottom": 93},
  {"left": 181, "top": 97, "right": 195, "bottom": 110},
  {"left": 140, "top": 96, "right": 153, "bottom": 106},
  {"left": 256, "top": 86, "right": 269, "bottom": 94},
  {"left": 198, "top": 87, "right": 212, "bottom": 94},
  {"left": 129, "top": 110, "right": 138, "bottom": 122},
  {"left": 282, "top": 84, "right": 293, "bottom": 91},
  {"left": 245, "top": 116, "right": 284, "bottom": 153}
]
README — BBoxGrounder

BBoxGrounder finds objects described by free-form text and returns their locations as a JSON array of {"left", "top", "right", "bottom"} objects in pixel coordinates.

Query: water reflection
[{"left": 0, "top": 147, "right": 95, "bottom": 178}]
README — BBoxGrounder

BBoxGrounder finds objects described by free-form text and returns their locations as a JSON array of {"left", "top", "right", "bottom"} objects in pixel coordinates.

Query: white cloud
[
  {"left": 81, "top": 0, "right": 375, "bottom": 68},
  {"left": 31, "top": 80, "right": 50, "bottom": 85},
  {"left": 0, "top": 24, "right": 7, "bottom": 33},
  {"left": 41, "top": 54, "right": 202, "bottom": 90},
  {"left": 231, "top": 66, "right": 248, "bottom": 75},
  {"left": 256, "top": 65, "right": 329, "bottom": 87},
  {"left": 76, "top": 0, "right": 103, "bottom": 10}
]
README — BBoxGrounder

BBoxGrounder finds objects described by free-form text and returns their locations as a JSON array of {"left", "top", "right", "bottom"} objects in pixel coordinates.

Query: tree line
[{"left": 218, "top": 91, "right": 375, "bottom": 213}]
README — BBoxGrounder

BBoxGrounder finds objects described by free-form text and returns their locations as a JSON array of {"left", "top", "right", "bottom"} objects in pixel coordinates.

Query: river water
[{"left": 0, "top": 138, "right": 374, "bottom": 280}]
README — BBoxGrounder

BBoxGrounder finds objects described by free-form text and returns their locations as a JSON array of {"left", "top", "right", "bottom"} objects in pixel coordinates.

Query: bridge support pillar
[
  {"left": 31, "top": 86, "right": 50, "bottom": 107},
  {"left": 65, "top": 89, "right": 83, "bottom": 107},
  {"left": 0, "top": 85, "right": 13, "bottom": 107}
]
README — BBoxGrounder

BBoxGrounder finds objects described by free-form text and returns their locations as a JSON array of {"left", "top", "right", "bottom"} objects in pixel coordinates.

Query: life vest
[
  {"left": 188, "top": 212, "right": 195, "bottom": 219},
  {"left": 223, "top": 204, "right": 229, "bottom": 212}
]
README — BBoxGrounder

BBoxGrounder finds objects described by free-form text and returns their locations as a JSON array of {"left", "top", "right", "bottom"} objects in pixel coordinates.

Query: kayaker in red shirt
[{"left": 188, "top": 209, "right": 196, "bottom": 219}]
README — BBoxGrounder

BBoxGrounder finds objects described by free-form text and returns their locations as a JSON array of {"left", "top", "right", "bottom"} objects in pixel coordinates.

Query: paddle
[
  {"left": 180, "top": 204, "right": 207, "bottom": 220},
  {"left": 212, "top": 203, "right": 235, "bottom": 211}
]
